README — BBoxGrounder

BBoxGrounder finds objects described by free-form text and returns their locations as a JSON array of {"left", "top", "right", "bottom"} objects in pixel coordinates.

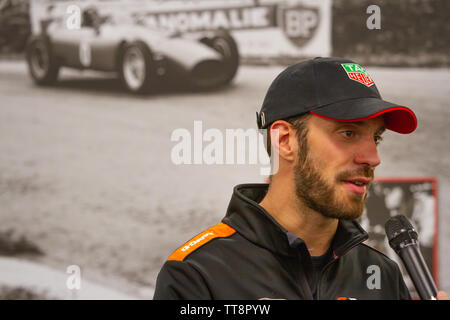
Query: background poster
[
  {"left": 28, "top": 0, "right": 331, "bottom": 60},
  {"left": 361, "top": 178, "right": 438, "bottom": 299}
]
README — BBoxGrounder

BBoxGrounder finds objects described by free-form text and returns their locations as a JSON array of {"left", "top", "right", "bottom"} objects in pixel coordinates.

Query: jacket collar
[{"left": 222, "top": 183, "right": 369, "bottom": 258}]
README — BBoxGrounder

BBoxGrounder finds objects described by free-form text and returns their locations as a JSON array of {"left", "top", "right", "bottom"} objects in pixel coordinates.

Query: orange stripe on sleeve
[{"left": 167, "top": 222, "right": 236, "bottom": 261}]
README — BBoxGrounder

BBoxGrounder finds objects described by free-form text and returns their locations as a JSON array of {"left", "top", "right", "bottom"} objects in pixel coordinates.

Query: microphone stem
[{"left": 399, "top": 245, "right": 437, "bottom": 300}]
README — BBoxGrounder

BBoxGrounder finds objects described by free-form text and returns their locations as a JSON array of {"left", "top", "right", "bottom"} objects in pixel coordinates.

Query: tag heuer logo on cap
[{"left": 341, "top": 63, "right": 374, "bottom": 87}]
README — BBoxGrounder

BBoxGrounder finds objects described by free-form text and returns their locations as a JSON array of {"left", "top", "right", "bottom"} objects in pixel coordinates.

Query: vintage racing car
[{"left": 26, "top": 7, "right": 239, "bottom": 94}]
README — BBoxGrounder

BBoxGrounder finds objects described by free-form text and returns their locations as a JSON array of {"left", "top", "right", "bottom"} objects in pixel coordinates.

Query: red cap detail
[{"left": 310, "top": 107, "right": 417, "bottom": 134}]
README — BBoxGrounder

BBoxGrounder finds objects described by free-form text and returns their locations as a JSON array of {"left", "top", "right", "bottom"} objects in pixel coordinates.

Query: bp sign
[{"left": 278, "top": 4, "right": 320, "bottom": 48}]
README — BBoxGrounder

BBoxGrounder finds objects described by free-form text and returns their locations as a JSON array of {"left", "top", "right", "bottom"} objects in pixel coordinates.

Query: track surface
[{"left": 1, "top": 60, "right": 449, "bottom": 295}]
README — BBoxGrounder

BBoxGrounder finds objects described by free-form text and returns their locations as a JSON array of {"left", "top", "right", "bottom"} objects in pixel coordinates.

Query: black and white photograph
[{"left": 0, "top": 0, "right": 449, "bottom": 304}]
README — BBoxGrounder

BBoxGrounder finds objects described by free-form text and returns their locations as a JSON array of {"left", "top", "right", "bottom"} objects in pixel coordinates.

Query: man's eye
[
  {"left": 341, "top": 130, "right": 354, "bottom": 138},
  {"left": 374, "top": 135, "right": 384, "bottom": 145}
]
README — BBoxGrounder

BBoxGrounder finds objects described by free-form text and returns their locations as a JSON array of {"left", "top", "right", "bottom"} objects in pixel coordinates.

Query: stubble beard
[{"left": 293, "top": 142, "right": 373, "bottom": 221}]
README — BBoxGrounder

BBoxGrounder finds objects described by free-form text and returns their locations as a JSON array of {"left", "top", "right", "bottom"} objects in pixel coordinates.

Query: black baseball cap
[{"left": 257, "top": 57, "right": 417, "bottom": 134}]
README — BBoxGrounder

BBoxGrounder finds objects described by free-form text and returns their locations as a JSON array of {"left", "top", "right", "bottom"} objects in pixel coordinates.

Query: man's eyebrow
[
  {"left": 375, "top": 126, "right": 386, "bottom": 135},
  {"left": 337, "top": 121, "right": 386, "bottom": 134}
]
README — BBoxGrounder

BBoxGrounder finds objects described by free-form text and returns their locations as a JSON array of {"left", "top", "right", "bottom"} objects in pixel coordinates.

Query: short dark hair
[{"left": 266, "top": 112, "right": 311, "bottom": 182}]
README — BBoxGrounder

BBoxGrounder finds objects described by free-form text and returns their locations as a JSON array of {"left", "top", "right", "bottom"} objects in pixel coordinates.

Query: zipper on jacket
[
  {"left": 315, "top": 256, "right": 338, "bottom": 300},
  {"left": 315, "top": 234, "right": 367, "bottom": 300}
]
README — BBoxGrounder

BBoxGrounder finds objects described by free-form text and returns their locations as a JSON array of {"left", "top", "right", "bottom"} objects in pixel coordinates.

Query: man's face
[{"left": 294, "top": 115, "right": 385, "bottom": 220}]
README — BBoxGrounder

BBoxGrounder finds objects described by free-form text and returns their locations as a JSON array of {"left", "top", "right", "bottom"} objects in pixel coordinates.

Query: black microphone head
[
  {"left": 385, "top": 215, "right": 418, "bottom": 252},
  {"left": 385, "top": 215, "right": 414, "bottom": 241}
]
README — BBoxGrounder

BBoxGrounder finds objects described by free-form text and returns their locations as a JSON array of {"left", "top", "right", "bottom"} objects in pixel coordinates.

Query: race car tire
[
  {"left": 119, "top": 41, "right": 155, "bottom": 94},
  {"left": 198, "top": 30, "right": 240, "bottom": 88},
  {"left": 26, "top": 36, "right": 60, "bottom": 85}
]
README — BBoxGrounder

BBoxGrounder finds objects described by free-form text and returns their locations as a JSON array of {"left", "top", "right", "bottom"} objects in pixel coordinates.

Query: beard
[{"left": 293, "top": 142, "right": 374, "bottom": 221}]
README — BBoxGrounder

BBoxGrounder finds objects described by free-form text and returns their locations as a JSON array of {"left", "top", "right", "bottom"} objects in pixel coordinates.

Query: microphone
[{"left": 385, "top": 215, "right": 437, "bottom": 300}]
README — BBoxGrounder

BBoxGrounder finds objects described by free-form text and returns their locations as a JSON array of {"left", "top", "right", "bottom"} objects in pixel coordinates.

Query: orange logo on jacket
[{"left": 168, "top": 223, "right": 236, "bottom": 261}]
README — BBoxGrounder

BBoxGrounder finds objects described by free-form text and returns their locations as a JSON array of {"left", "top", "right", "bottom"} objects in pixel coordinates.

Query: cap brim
[{"left": 310, "top": 97, "right": 417, "bottom": 134}]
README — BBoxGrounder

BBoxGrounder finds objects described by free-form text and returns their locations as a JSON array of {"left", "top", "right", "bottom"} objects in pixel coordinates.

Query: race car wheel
[
  {"left": 199, "top": 31, "right": 240, "bottom": 87},
  {"left": 119, "top": 41, "right": 155, "bottom": 94},
  {"left": 26, "top": 36, "right": 60, "bottom": 85}
]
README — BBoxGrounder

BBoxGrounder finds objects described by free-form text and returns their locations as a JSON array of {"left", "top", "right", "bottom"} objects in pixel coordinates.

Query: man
[{"left": 154, "top": 57, "right": 447, "bottom": 300}]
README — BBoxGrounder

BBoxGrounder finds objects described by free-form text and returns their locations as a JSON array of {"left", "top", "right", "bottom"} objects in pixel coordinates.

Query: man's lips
[
  {"left": 344, "top": 177, "right": 372, "bottom": 185},
  {"left": 342, "top": 177, "right": 372, "bottom": 194}
]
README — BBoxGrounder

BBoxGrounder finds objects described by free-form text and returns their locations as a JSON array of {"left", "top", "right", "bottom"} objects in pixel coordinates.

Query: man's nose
[{"left": 354, "top": 139, "right": 381, "bottom": 168}]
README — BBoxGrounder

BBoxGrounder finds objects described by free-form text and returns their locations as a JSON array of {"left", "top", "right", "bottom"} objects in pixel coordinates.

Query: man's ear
[{"left": 270, "top": 120, "right": 297, "bottom": 162}]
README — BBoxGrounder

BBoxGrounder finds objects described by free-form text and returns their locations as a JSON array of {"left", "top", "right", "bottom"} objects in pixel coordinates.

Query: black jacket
[{"left": 153, "top": 184, "right": 411, "bottom": 300}]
